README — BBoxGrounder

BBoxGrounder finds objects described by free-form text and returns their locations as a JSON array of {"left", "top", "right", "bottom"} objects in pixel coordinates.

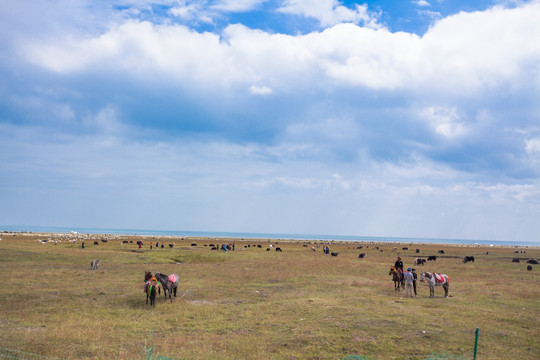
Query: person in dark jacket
[{"left": 412, "top": 268, "right": 418, "bottom": 296}]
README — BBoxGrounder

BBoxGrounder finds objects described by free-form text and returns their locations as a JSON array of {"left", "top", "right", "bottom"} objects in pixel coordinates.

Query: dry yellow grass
[{"left": 0, "top": 233, "right": 539, "bottom": 359}]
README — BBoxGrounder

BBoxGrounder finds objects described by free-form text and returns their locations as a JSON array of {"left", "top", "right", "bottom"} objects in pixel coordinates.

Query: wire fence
[
  {"left": 0, "top": 347, "right": 470, "bottom": 360},
  {"left": 0, "top": 348, "right": 62, "bottom": 360}
]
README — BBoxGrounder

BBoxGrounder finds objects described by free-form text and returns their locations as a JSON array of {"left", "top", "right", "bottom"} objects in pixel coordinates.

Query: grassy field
[{"left": 0, "top": 233, "right": 538, "bottom": 360}]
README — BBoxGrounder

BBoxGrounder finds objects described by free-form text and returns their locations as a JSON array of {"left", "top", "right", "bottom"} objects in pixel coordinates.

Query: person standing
[
  {"left": 403, "top": 268, "right": 415, "bottom": 298},
  {"left": 412, "top": 268, "right": 418, "bottom": 297}
]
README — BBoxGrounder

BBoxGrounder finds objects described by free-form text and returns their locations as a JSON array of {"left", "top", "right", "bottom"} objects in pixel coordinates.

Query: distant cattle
[
  {"left": 101, "top": 239, "right": 108, "bottom": 243},
  {"left": 427, "top": 256, "right": 437, "bottom": 261},
  {"left": 415, "top": 258, "right": 426, "bottom": 265},
  {"left": 266, "top": 248, "right": 270, "bottom": 251},
  {"left": 275, "top": 247, "right": 282, "bottom": 252},
  {"left": 416, "top": 249, "right": 420, "bottom": 253},
  {"left": 331, "top": 252, "right": 339, "bottom": 257},
  {"left": 512, "top": 258, "right": 520, "bottom": 263},
  {"left": 357, "top": 246, "right": 363, "bottom": 249},
  {"left": 463, "top": 256, "right": 475, "bottom": 263},
  {"left": 122, "top": 240, "right": 129, "bottom": 244},
  {"left": 527, "top": 259, "right": 539, "bottom": 264},
  {"left": 402, "top": 247, "right": 408, "bottom": 250},
  {"left": 169, "top": 244, "right": 174, "bottom": 248},
  {"left": 527, "top": 265, "right": 533, "bottom": 271},
  {"left": 438, "top": 250, "right": 445, "bottom": 254},
  {"left": 358, "top": 253, "right": 366, "bottom": 259},
  {"left": 257, "top": 244, "right": 262, "bottom": 248},
  {"left": 191, "top": 243, "right": 197, "bottom": 246},
  {"left": 93, "top": 241, "right": 99, "bottom": 245}
]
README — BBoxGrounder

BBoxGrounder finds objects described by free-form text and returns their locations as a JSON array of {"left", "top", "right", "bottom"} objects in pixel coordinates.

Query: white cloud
[
  {"left": 169, "top": 1, "right": 215, "bottom": 24},
  {"left": 421, "top": 106, "right": 466, "bottom": 138},
  {"left": 277, "top": 0, "right": 383, "bottom": 28},
  {"left": 19, "top": 2, "right": 540, "bottom": 94},
  {"left": 526, "top": 138, "right": 540, "bottom": 154},
  {"left": 414, "top": 0, "right": 431, "bottom": 7},
  {"left": 212, "top": 0, "right": 267, "bottom": 12},
  {"left": 249, "top": 84, "right": 273, "bottom": 95}
]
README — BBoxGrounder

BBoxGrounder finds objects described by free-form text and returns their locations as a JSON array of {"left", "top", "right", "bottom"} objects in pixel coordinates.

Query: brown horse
[
  {"left": 389, "top": 267, "right": 403, "bottom": 291},
  {"left": 144, "top": 271, "right": 161, "bottom": 306}
]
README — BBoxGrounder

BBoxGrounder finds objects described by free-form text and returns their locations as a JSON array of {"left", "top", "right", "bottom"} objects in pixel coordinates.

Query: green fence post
[{"left": 473, "top": 327, "right": 479, "bottom": 360}]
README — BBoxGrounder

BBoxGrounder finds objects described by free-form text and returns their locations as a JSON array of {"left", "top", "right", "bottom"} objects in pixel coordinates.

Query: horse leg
[
  {"left": 173, "top": 286, "right": 177, "bottom": 297},
  {"left": 444, "top": 283, "right": 449, "bottom": 298}
]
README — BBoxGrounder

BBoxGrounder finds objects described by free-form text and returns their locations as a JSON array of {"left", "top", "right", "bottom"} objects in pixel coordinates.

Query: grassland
[{"left": 0, "top": 233, "right": 538, "bottom": 360}]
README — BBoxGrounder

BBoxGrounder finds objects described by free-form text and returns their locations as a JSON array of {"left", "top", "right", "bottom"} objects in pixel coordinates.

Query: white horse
[{"left": 420, "top": 271, "right": 449, "bottom": 298}]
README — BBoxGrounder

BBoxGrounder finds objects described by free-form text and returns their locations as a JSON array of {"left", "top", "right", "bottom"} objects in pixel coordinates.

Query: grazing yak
[
  {"left": 512, "top": 258, "right": 520, "bottom": 263},
  {"left": 331, "top": 252, "right": 339, "bottom": 257},
  {"left": 358, "top": 253, "right": 366, "bottom": 259},
  {"left": 527, "top": 265, "right": 533, "bottom": 271},
  {"left": 275, "top": 247, "right": 282, "bottom": 252},
  {"left": 427, "top": 255, "right": 437, "bottom": 261},
  {"left": 463, "top": 256, "right": 475, "bottom": 263},
  {"left": 415, "top": 258, "right": 426, "bottom": 265},
  {"left": 90, "top": 259, "right": 100, "bottom": 270},
  {"left": 527, "top": 259, "right": 539, "bottom": 265},
  {"left": 437, "top": 250, "right": 445, "bottom": 254}
]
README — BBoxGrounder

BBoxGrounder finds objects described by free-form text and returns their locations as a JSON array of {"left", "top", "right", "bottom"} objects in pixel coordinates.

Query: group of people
[{"left": 394, "top": 256, "right": 418, "bottom": 298}]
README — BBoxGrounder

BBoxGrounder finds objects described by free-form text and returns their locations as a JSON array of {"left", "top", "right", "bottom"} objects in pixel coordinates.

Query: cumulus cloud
[
  {"left": 19, "top": 2, "right": 540, "bottom": 95},
  {"left": 277, "top": 0, "right": 383, "bottom": 28},
  {"left": 169, "top": 1, "right": 215, "bottom": 24},
  {"left": 414, "top": 0, "right": 431, "bottom": 7},
  {"left": 421, "top": 106, "right": 466, "bottom": 138}
]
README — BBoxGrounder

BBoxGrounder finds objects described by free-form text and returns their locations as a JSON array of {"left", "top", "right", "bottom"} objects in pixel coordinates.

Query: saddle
[
  {"left": 434, "top": 273, "right": 446, "bottom": 284},
  {"left": 168, "top": 274, "right": 178, "bottom": 284},
  {"left": 146, "top": 278, "right": 161, "bottom": 294}
]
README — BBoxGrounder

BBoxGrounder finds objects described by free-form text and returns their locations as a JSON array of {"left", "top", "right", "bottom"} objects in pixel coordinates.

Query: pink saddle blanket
[
  {"left": 434, "top": 273, "right": 446, "bottom": 284},
  {"left": 168, "top": 274, "right": 178, "bottom": 284}
]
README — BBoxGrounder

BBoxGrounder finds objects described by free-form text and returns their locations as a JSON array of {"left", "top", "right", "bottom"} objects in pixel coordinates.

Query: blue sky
[{"left": 1, "top": 0, "right": 539, "bottom": 242}]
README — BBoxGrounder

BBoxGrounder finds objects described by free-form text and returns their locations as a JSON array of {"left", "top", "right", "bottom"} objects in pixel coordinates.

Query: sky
[{"left": 1, "top": 0, "right": 539, "bottom": 242}]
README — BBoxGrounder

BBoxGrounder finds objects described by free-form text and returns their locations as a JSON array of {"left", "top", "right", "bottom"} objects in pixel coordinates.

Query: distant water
[{"left": 1, "top": 225, "right": 538, "bottom": 247}]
